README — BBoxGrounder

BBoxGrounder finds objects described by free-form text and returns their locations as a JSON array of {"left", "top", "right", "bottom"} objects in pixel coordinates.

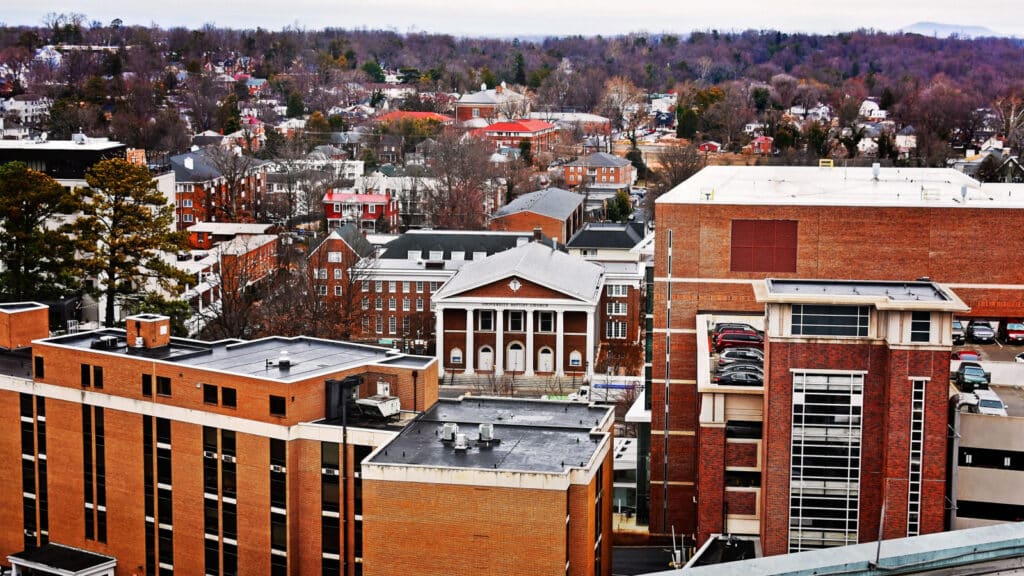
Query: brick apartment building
[
  {"left": 323, "top": 190, "right": 400, "bottom": 232},
  {"left": 362, "top": 397, "right": 615, "bottom": 576},
  {"left": 169, "top": 149, "right": 268, "bottom": 231},
  {"left": 0, "top": 309, "right": 437, "bottom": 576},
  {"left": 563, "top": 152, "right": 634, "bottom": 190},
  {"left": 481, "top": 119, "right": 558, "bottom": 156},
  {"left": 695, "top": 279, "right": 968, "bottom": 554},
  {"left": 454, "top": 82, "right": 529, "bottom": 126},
  {"left": 649, "top": 165, "right": 1024, "bottom": 551},
  {"left": 489, "top": 187, "right": 585, "bottom": 243}
]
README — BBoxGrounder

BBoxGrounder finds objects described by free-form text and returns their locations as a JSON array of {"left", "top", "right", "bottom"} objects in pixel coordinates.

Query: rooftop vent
[
  {"left": 441, "top": 422, "right": 458, "bottom": 442},
  {"left": 91, "top": 335, "right": 120, "bottom": 350},
  {"left": 453, "top": 433, "right": 469, "bottom": 452},
  {"left": 872, "top": 162, "right": 880, "bottom": 181},
  {"left": 278, "top": 350, "right": 291, "bottom": 369},
  {"left": 479, "top": 423, "right": 493, "bottom": 442}
]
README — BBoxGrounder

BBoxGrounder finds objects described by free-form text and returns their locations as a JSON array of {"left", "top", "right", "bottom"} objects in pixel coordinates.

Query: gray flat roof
[
  {"left": 0, "top": 138, "right": 124, "bottom": 152},
  {"left": 767, "top": 279, "right": 950, "bottom": 301},
  {"left": 8, "top": 543, "right": 116, "bottom": 572},
  {"left": 656, "top": 165, "right": 1024, "bottom": 208},
  {"left": 40, "top": 330, "right": 424, "bottom": 383},
  {"left": 369, "top": 397, "right": 612, "bottom": 473}
]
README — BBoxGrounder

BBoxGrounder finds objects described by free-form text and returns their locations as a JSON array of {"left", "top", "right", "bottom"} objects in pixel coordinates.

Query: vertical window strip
[
  {"left": 907, "top": 380, "right": 926, "bottom": 536},
  {"left": 20, "top": 394, "right": 38, "bottom": 550},
  {"left": 83, "top": 405, "right": 94, "bottom": 540},
  {"left": 143, "top": 415, "right": 155, "bottom": 576}
]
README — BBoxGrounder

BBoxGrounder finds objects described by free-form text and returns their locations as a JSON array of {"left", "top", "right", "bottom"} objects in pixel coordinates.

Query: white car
[{"left": 973, "top": 389, "right": 1008, "bottom": 417}]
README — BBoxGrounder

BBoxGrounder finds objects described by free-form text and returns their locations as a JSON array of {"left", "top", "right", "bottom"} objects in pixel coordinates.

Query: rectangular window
[
  {"left": 402, "top": 281, "right": 410, "bottom": 293},
  {"left": 388, "top": 297, "right": 396, "bottom": 311},
  {"left": 730, "top": 219, "right": 798, "bottom": 273},
  {"left": 316, "top": 268, "right": 328, "bottom": 280},
  {"left": 791, "top": 305, "right": 869, "bottom": 337},
  {"left": 907, "top": 379, "right": 926, "bottom": 536},
  {"left": 333, "top": 268, "right": 343, "bottom": 280},
  {"left": 374, "top": 281, "right": 382, "bottom": 292},
  {"left": 368, "top": 204, "right": 377, "bottom": 214},
  {"left": 156, "top": 376, "right": 171, "bottom": 397},
  {"left": 81, "top": 363, "right": 91, "bottom": 387},
  {"left": 203, "top": 384, "right": 218, "bottom": 404},
  {"left": 34, "top": 356, "right": 44, "bottom": 378},
  {"left": 479, "top": 310, "right": 494, "bottom": 331},
  {"left": 362, "top": 297, "right": 369, "bottom": 310},
  {"left": 389, "top": 281, "right": 396, "bottom": 293},
  {"left": 142, "top": 374, "right": 153, "bottom": 397},
  {"left": 430, "top": 281, "right": 440, "bottom": 292},
  {"left": 402, "top": 298, "right": 410, "bottom": 311},
  {"left": 416, "top": 298, "right": 424, "bottom": 311},
  {"left": 375, "top": 297, "right": 382, "bottom": 311},
  {"left": 334, "top": 285, "right": 343, "bottom": 296},
  {"left": 910, "top": 312, "right": 930, "bottom": 343},
  {"left": 375, "top": 316, "right": 383, "bottom": 334},
  {"left": 92, "top": 366, "right": 103, "bottom": 389},
  {"left": 222, "top": 387, "right": 237, "bottom": 408},
  {"left": 416, "top": 281, "right": 424, "bottom": 293},
  {"left": 606, "top": 321, "right": 627, "bottom": 339},
  {"left": 270, "top": 395, "right": 286, "bottom": 417},
  {"left": 362, "top": 281, "right": 369, "bottom": 292},
  {"left": 317, "top": 285, "right": 328, "bottom": 296},
  {"left": 327, "top": 252, "right": 342, "bottom": 263},
  {"left": 388, "top": 316, "right": 397, "bottom": 334},
  {"left": 538, "top": 311, "right": 554, "bottom": 332},
  {"left": 508, "top": 311, "right": 524, "bottom": 332},
  {"left": 606, "top": 285, "right": 628, "bottom": 297},
  {"left": 606, "top": 302, "right": 627, "bottom": 316}
]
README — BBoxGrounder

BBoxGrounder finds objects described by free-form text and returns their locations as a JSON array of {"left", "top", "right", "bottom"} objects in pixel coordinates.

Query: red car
[
  {"left": 951, "top": 350, "right": 981, "bottom": 361},
  {"left": 715, "top": 332, "right": 764, "bottom": 352}
]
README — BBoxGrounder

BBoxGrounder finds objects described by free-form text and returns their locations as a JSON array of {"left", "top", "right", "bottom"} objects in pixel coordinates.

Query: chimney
[
  {"left": 125, "top": 314, "right": 172, "bottom": 349},
  {"left": 533, "top": 227, "right": 542, "bottom": 242}
]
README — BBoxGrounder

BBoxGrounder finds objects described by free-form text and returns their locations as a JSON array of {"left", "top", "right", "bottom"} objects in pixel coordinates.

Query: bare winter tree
[
  {"left": 599, "top": 76, "right": 646, "bottom": 143},
  {"left": 645, "top": 144, "right": 704, "bottom": 216},
  {"left": 993, "top": 88, "right": 1024, "bottom": 153},
  {"left": 424, "top": 132, "right": 495, "bottom": 229},
  {"left": 203, "top": 145, "right": 267, "bottom": 222},
  {"left": 198, "top": 235, "right": 279, "bottom": 340}
]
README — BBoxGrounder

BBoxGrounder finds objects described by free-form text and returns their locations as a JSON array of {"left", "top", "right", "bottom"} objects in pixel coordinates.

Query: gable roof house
[
  {"left": 454, "top": 82, "right": 530, "bottom": 127},
  {"left": 489, "top": 187, "right": 585, "bottom": 243}
]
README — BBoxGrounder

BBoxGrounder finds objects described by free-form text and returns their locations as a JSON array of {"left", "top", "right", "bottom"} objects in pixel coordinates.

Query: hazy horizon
[{"left": 4, "top": 1, "right": 1023, "bottom": 38}]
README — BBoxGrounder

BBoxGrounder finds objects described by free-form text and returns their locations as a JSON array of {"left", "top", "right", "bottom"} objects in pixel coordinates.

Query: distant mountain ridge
[{"left": 900, "top": 22, "right": 1003, "bottom": 38}]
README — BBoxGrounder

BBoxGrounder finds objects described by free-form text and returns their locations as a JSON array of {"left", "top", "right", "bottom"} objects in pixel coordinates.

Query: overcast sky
[{"left": 5, "top": 1, "right": 1023, "bottom": 38}]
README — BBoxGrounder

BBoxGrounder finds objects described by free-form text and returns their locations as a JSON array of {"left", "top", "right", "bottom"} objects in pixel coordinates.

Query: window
[
  {"left": 606, "top": 321, "right": 627, "bottom": 339},
  {"left": 910, "top": 312, "right": 930, "bottom": 343},
  {"left": 416, "top": 281, "right": 424, "bottom": 293},
  {"left": 182, "top": 199, "right": 193, "bottom": 208},
  {"left": 606, "top": 284, "right": 628, "bottom": 297},
  {"left": 317, "top": 285, "right": 328, "bottom": 296},
  {"left": 388, "top": 316, "right": 396, "bottom": 334},
  {"left": 416, "top": 298, "right": 424, "bottom": 312},
  {"left": 907, "top": 379, "right": 926, "bottom": 536},
  {"left": 375, "top": 316, "right": 383, "bottom": 334},
  {"left": 792, "top": 305, "right": 869, "bottom": 337},
  {"left": 402, "top": 298, "right": 410, "bottom": 311},
  {"left": 388, "top": 281, "right": 396, "bottom": 293},
  {"left": 450, "top": 348, "right": 463, "bottom": 364},
  {"left": 362, "top": 297, "right": 369, "bottom": 310},
  {"left": 334, "top": 286, "right": 343, "bottom": 296},
  {"left": 362, "top": 281, "right": 369, "bottom": 292},
  {"left": 430, "top": 281, "right": 440, "bottom": 292},
  {"left": 730, "top": 220, "right": 798, "bottom": 272},
  {"left": 375, "top": 297, "right": 382, "bottom": 311},
  {"left": 327, "top": 252, "right": 342, "bottom": 263},
  {"left": 315, "top": 268, "right": 327, "bottom": 280},
  {"left": 222, "top": 387, "right": 237, "bottom": 408},
  {"left": 606, "top": 302, "right": 627, "bottom": 316},
  {"left": 81, "top": 364, "right": 91, "bottom": 387},
  {"left": 156, "top": 376, "right": 171, "bottom": 397},
  {"left": 333, "top": 268, "right": 343, "bottom": 280},
  {"left": 269, "top": 395, "right": 286, "bottom": 417},
  {"left": 388, "top": 297, "right": 396, "bottom": 311},
  {"left": 182, "top": 214, "right": 194, "bottom": 223},
  {"left": 402, "top": 281, "right": 410, "bottom": 292},
  {"left": 34, "top": 356, "right": 44, "bottom": 378},
  {"left": 569, "top": 351, "right": 582, "bottom": 367},
  {"left": 142, "top": 374, "right": 153, "bottom": 397},
  {"left": 368, "top": 204, "right": 376, "bottom": 214},
  {"left": 203, "top": 384, "right": 218, "bottom": 404},
  {"left": 478, "top": 310, "right": 494, "bottom": 332},
  {"left": 508, "top": 311, "right": 524, "bottom": 332},
  {"left": 402, "top": 317, "right": 410, "bottom": 333},
  {"left": 538, "top": 311, "right": 554, "bottom": 332},
  {"left": 374, "top": 281, "right": 383, "bottom": 292},
  {"left": 92, "top": 366, "right": 103, "bottom": 389}
]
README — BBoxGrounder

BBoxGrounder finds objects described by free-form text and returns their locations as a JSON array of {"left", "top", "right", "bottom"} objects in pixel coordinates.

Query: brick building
[
  {"left": 323, "top": 191, "right": 400, "bottom": 232},
  {"left": 362, "top": 397, "right": 615, "bottom": 576},
  {"left": 169, "top": 149, "right": 268, "bottom": 231},
  {"left": 489, "top": 187, "right": 585, "bottom": 243},
  {"left": 481, "top": 119, "right": 558, "bottom": 156},
  {"left": 695, "top": 279, "right": 967, "bottom": 554},
  {"left": 649, "top": 165, "right": 1024, "bottom": 550},
  {"left": 0, "top": 312, "right": 437, "bottom": 576},
  {"left": 563, "top": 152, "right": 634, "bottom": 190},
  {"left": 432, "top": 241, "right": 606, "bottom": 380},
  {"left": 454, "top": 82, "right": 529, "bottom": 126}
]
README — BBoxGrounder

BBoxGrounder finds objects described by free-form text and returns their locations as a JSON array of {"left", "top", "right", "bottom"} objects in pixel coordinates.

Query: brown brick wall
[
  {"left": 0, "top": 390, "right": 25, "bottom": 559},
  {"left": 725, "top": 490, "right": 757, "bottom": 516},
  {"left": 0, "top": 306, "right": 48, "bottom": 350},
  {"left": 725, "top": 441, "right": 759, "bottom": 469},
  {"left": 489, "top": 213, "right": 567, "bottom": 242},
  {"left": 697, "top": 426, "right": 725, "bottom": 544}
]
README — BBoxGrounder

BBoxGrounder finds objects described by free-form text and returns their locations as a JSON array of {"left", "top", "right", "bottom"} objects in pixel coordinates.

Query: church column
[
  {"left": 435, "top": 305, "right": 445, "bottom": 376},
  {"left": 555, "top": 309, "right": 565, "bottom": 377},
  {"left": 495, "top": 309, "right": 505, "bottom": 376},
  {"left": 525, "top": 309, "right": 535, "bottom": 377},
  {"left": 585, "top": 308, "right": 595, "bottom": 382},
  {"left": 464, "top": 307, "right": 475, "bottom": 375}
]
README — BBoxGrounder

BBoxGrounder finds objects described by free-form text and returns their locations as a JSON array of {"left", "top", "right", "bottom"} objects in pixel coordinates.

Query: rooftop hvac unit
[
  {"left": 91, "top": 335, "right": 119, "bottom": 350},
  {"left": 355, "top": 395, "right": 400, "bottom": 419},
  {"left": 453, "top": 433, "right": 469, "bottom": 452},
  {"left": 479, "top": 423, "right": 494, "bottom": 442},
  {"left": 278, "top": 350, "right": 291, "bottom": 369},
  {"left": 441, "top": 422, "right": 458, "bottom": 442}
]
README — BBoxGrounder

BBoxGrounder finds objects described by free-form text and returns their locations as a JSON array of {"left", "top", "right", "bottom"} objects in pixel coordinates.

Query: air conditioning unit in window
[
  {"left": 203, "top": 451, "right": 217, "bottom": 459},
  {"left": 321, "top": 468, "right": 340, "bottom": 476},
  {"left": 222, "top": 455, "right": 237, "bottom": 463},
  {"left": 270, "top": 465, "right": 286, "bottom": 473}
]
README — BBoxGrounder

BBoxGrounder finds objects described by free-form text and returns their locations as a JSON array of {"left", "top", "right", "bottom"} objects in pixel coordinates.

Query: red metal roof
[
  {"left": 484, "top": 120, "right": 555, "bottom": 134},
  {"left": 323, "top": 192, "right": 390, "bottom": 203}
]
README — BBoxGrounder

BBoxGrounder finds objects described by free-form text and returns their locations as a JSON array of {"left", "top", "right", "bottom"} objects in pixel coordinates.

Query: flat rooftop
[
  {"left": 8, "top": 543, "right": 116, "bottom": 573},
  {"left": 187, "top": 222, "right": 275, "bottom": 235},
  {"left": 39, "top": 330, "right": 433, "bottom": 383},
  {"left": 755, "top": 279, "right": 970, "bottom": 312},
  {"left": 0, "top": 138, "right": 124, "bottom": 152},
  {"left": 369, "top": 397, "right": 612, "bottom": 473},
  {"left": 657, "top": 165, "right": 1024, "bottom": 208}
]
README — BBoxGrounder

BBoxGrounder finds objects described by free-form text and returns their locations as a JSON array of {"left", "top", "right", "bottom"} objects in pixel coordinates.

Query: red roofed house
[
  {"left": 744, "top": 135, "right": 774, "bottom": 155},
  {"left": 324, "top": 190, "right": 400, "bottom": 232},
  {"left": 698, "top": 141, "right": 722, "bottom": 153},
  {"left": 482, "top": 119, "right": 557, "bottom": 156}
]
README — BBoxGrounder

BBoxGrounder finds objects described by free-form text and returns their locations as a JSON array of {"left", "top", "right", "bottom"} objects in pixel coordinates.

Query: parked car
[
  {"left": 717, "top": 363, "right": 763, "bottom": 376},
  {"left": 999, "top": 321, "right": 1024, "bottom": 344},
  {"left": 1016, "top": 352, "right": 1024, "bottom": 363},
  {"left": 951, "top": 349, "right": 982, "bottom": 361},
  {"left": 712, "top": 370, "right": 763, "bottom": 386},
  {"left": 966, "top": 320, "right": 996, "bottom": 344},
  {"left": 718, "top": 347, "right": 764, "bottom": 366},
  {"left": 952, "top": 319, "right": 965, "bottom": 345},
  {"left": 971, "top": 389, "right": 1008, "bottom": 416},
  {"left": 715, "top": 332, "right": 764, "bottom": 352},
  {"left": 713, "top": 323, "right": 763, "bottom": 338},
  {"left": 954, "top": 361, "right": 991, "bottom": 392}
]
